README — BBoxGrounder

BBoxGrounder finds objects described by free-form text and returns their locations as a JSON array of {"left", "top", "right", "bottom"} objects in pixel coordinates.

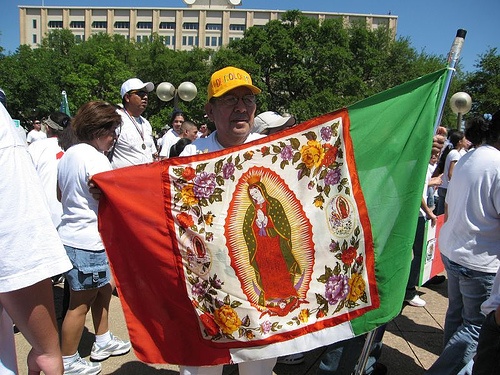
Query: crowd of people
[{"left": 0, "top": 65, "right": 498, "bottom": 375}]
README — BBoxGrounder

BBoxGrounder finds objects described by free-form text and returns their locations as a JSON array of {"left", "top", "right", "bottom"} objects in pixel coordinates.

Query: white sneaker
[
  {"left": 64, "top": 356, "right": 101, "bottom": 375},
  {"left": 90, "top": 333, "right": 131, "bottom": 362},
  {"left": 406, "top": 295, "right": 426, "bottom": 307}
]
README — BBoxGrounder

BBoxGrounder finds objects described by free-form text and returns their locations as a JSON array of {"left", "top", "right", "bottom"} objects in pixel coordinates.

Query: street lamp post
[
  {"left": 449, "top": 92, "right": 472, "bottom": 130},
  {"left": 156, "top": 81, "right": 198, "bottom": 109}
]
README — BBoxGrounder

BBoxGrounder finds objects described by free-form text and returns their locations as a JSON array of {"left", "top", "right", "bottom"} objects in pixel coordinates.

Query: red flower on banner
[
  {"left": 182, "top": 166, "right": 196, "bottom": 180},
  {"left": 316, "top": 309, "right": 326, "bottom": 318},
  {"left": 341, "top": 246, "right": 357, "bottom": 266},
  {"left": 200, "top": 313, "right": 220, "bottom": 336},
  {"left": 322, "top": 144, "right": 339, "bottom": 166},
  {"left": 177, "top": 212, "right": 194, "bottom": 228}
]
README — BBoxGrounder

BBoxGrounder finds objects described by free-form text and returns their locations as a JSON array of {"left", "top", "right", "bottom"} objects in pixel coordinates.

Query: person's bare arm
[
  {"left": 421, "top": 197, "right": 437, "bottom": 227},
  {"left": 56, "top": 181, "right": 62, "bottom": 202},
  {"left": 428, "top": 174, "right": 443, "bottom": 187},
  {"left": 88, "top": 178, "right": 102, "bottom": 201},
  {"left": 0, "top": 279, "right": 63, "bottom": 375},
  {"left": 448, "top": 160, "right": 457, "bottom": 180}
]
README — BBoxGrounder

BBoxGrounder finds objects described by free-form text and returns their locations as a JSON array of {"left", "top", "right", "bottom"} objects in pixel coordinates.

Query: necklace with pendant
[{"left": 123, "top": 108, "right": 146, "bottom": 150}]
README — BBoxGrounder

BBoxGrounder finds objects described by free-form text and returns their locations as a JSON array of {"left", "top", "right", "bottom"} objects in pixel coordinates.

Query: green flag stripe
[{"left": 348, "top": 69, "right": 448, "bottom": 334}]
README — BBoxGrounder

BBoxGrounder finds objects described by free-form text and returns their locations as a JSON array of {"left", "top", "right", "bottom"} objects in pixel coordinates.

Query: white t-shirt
[
  {"left": 58, "top": 143, "right": 112, "bottom": 250},
  {"left": 0, "top": 103, "right": 71, "bottom": 293},
  {"left": 26, "top": 129, "right": 47, "bottom": 144},
  {"left": 159, "top": 128, "right": 181, "bottom": 158},
  {"left": 28, "top": 137, "right": 65, "bottom": 228},
  {"left": 156, "top": 135, "right": 164, "bottom": 149},
  {"left": 111, "top": 109, "right": 157, "bottom": 169},
  {"left": 441, "top": 148, "right": 465, "bottom": 189},
  {"left": 181, "top": 131, "right": 264, "bottom": 156},
  {"left": 439, "top": 145, "right": 500, "bottom": 273}
]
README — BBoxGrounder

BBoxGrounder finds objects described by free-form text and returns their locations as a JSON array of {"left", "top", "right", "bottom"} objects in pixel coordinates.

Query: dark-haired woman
[
  {"left": 434, "top": 130, "right": 468, "bottom": 215},
  {"left": 426, "top": 111, "right": 500, "bottom": 374},
  {"left": 159, "top": 111, "right": 185, "bottom": 158},
  {"left": 57, "top": 101, "right": 131, "bottom": 374}
]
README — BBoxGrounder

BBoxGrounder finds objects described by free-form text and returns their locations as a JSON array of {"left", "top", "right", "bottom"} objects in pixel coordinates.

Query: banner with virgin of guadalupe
[{"left": 93, "top": 68, "right": 448, "bottom": 366}]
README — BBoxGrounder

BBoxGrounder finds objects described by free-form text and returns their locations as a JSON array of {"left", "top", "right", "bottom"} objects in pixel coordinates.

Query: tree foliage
[
  {"left": 462, "top": 48, "right": 500, "bottom": 116},
  {"left": 229, "top": 12, "right": 448, "bottom": 121},
  {"left": 0, "top": 10, "right": 494, "bottom": 133}
]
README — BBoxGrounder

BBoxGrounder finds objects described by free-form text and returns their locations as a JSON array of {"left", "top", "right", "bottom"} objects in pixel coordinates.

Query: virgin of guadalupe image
[{"left": 242, "top": 175, "right": 303, "bottom": 315}]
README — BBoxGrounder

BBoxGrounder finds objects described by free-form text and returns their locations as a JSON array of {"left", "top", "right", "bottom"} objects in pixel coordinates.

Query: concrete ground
[{"left": 14, "top": 277, "right": 448, "bottom": 374}]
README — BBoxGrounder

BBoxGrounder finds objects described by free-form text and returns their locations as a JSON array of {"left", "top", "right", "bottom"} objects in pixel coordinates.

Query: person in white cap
[
  {"left": 252, "top": 111, "right": 297, "bottom": 135},
  {"left": 110, "top": 78, "right": 157, "bottom": 169}
]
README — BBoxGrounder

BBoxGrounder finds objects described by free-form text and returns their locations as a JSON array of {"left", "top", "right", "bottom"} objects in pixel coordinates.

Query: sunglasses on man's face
[{"left": 128, "top": 90, "right": 148, "bottom": 98}]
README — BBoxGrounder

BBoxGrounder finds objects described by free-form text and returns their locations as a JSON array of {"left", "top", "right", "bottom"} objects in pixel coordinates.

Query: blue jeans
[
  {"left": 425, "top": 256, "right": 495, "bottom": 375},
  {"left": 317, "top": 326, "right": 386, "bottom": 375},
  {"left": 435, "top": 187, "right": 447, "bottom": 216},
  {"left": 64, "top": 245, "right": 110, "bottom": 291}
]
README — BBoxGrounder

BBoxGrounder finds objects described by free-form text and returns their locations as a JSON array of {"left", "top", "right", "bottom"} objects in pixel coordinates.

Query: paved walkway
[{"left": 14, "top": 277, "right": 448, "bottom": 374}]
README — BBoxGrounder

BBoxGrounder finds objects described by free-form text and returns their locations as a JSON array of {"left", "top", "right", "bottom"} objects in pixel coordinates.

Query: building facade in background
[{"left": 19, "top": 0, "right": 397, "bottom": 50}]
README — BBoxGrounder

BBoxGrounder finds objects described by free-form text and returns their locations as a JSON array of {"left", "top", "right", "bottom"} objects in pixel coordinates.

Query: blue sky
[{"left": 1, "top": 0, "right": 498, "bottom": 73}]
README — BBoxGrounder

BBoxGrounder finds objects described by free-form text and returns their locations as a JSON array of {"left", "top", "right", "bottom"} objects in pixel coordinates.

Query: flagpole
[
  {"left": 433, "top": 29, "right": 467, "bottom": 132},
  {"left": 353, "top": 329, "right": 377, "bottom": 375}
]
